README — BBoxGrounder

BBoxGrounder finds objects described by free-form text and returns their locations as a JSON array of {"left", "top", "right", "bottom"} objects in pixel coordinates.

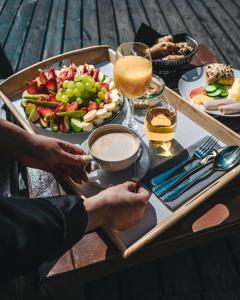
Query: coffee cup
[{"left": 87, "top": 124, "right": 141, "bottom": 172}]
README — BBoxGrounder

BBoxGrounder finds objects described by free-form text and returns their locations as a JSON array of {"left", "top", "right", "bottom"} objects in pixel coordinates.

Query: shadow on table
[{"left": 0, "top": 45, "right": 13, "bottom": 79}]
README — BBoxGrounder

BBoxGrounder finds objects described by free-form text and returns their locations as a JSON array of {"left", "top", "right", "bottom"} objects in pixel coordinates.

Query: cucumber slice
[
  {"left": 220, "top": 89, "right": 228, "bottom": 97},
  {"left": 205, "top": 85, "right": 217, "bottom": 93},
  {"left": 207, "top": 89, "right": 222, "bottom": 97}
]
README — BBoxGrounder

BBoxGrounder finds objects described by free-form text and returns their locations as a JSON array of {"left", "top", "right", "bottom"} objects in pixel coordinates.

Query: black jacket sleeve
[{"left": 0, "top": 195, "right": 88, "bottom": 280}]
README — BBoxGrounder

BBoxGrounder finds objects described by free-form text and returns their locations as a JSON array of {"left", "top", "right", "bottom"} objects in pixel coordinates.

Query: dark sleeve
[{"left": 0, "top": 195, "right": 88, "bottom": 280}]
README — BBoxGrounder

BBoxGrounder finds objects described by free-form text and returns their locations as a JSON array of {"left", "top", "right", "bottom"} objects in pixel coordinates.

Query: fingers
[
  {"left": 122, "top": 181, "right": 138, "bottom": 192},
  {"left": 59, "top": 141, "right": 86, "bottom": 156},
  {"left": 135, "top": 187, "right": 151, "bottom": 203}
]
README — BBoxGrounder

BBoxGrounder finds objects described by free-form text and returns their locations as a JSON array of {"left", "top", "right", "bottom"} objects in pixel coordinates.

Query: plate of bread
[{"left": 178, "top": 63, "right": 240, "bottom": 117}]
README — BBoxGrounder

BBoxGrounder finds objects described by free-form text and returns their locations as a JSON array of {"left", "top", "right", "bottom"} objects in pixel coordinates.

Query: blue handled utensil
[
  {"left": 150, "top": 136, "right": 218, "bottom": 186},
  {"left": 153, "top": 150, "right": 217, "bottom": 196},
  {"left": 162, "top": 146, "right": 240, "bottom": 202}
]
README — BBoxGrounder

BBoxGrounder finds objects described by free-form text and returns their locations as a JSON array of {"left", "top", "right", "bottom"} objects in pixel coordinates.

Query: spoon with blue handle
[
  {"left": 153, "top": 150, "right": 217, "bottom": 197},
  {"left": 163, "top": 146, "right": 240, "bottom": 202}
]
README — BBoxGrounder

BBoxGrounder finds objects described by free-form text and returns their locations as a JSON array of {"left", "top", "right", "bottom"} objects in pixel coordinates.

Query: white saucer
[{"left": 80, "top": 138, "right": 150, "bottom": 188}]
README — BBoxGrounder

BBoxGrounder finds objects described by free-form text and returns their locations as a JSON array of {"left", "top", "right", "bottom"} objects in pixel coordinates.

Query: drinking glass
[
  {"left": 144, "top": 98, "right": 177, "bottom": 146},
  {"left": 114, "top": 42, "right": 152, "bottom": 130}
]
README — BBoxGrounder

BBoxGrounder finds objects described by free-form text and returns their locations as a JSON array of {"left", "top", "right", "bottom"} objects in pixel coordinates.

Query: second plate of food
[{"left": 178, "top": 64, "right": 240, "bottom": 117}]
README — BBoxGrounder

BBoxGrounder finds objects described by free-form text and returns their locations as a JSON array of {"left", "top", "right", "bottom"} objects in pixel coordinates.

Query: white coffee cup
[{"left": 87, "top": 124, "right": 141, "bottom": 172}]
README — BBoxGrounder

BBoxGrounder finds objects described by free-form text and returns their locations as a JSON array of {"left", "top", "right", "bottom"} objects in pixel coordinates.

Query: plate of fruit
[
  {"left": 179, "top": 63, "right": 240, "bottom": 117},
  {"left": 21, "top": 63, "right": 123, "bottom": 133}
]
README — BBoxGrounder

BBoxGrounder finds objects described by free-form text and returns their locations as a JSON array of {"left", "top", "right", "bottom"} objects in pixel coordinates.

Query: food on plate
[
  {"left": 218, "top": 102, "right": 240, "bottom": 115},
  {"left": 191, "top": 94, "right": 212, "bottom": 105},
  {"left": 228, "top": 78, "right": 240, "bottom": 101},
  {"left": 204, "top": 83, "right": 228, "bottom": 97},
  {"left": 150, "top": 42, "right": 178, "bottom": 59},
  {"left": 205, "top": 63, "right": 234, "bottom": 85},
  {"left": 155, "top": 35, "right": 174, "bottom": 43},
  {"left": 22, "top": 64, "right": 122, "bottom": 133},
  {"left": 189, "top": 87, "right": 206, "bottom": 99},
  {"left": 162, "top": 54, "right": 184, "bottom": 61},
  {"left": 150, "top": 35, "right": 193, "bottom": 60},
  {"left": 203, "top": 98, "right": 236, "bottom": 110}
]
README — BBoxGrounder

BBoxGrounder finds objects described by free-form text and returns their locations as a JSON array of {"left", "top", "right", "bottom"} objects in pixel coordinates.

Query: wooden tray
[{"left": 1, "top": 45, "right": 240, "bottom": 258}]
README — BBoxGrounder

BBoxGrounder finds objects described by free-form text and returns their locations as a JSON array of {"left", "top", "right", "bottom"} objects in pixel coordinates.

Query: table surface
[{"left": 22, "top": 44, "right": 237, "bottom": 284}]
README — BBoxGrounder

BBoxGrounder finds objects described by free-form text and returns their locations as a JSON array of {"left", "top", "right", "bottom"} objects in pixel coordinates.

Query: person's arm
[
  {"left": 0, "top": 182, "right": 150, "bottom": 280},
  {"left": 0, "top": 119, "right": 90, "bottom": 183},
  {"left": 0, "top": 194, "right": 87, "bottom": 281}
]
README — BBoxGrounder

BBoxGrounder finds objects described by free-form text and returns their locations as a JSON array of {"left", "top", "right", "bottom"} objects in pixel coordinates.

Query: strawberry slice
[
  {"left": 100, "top": 82, "right": 109, "bottom": 90},
  {"left": 88, "top": 101, "right": 98, "bottom": 111},
  {"left": 80, "top": 107, "right": 88, "bottom": 112},
  {"left": 45, "top": 78, "right": 57, "bottom": 93},
  {"left": 27, "top": 80, "right": 38, "bottom": 94},
  {"left": 64, "top": 67, "right": 76, "bottom": 81},
  {"left": 56, "top": 77, "right": 63, "bottom": 89},
  {"left": 82, "top": 64, "right": 88, "bottom": 74},
  {"left": 38, "top": 84, "right": 49, "bottom": 94},
  {"left": 48, "top": 67, "right": 56, "bottom": 79},
  {"left": 48, "top": 95, "right": 57, "bottom": 102},
  {"left": 93, "top": 69, "right": 100, "bottom": 81},
  {"left": 89, "top": 68, "right": 94, "bottom": 77},
  {"left": 65, "top": 102, "right": 78, "bottom": 112},
  {"left": 37, "top": 107, "right": 53, "bottom": 119},
  {"left": 38, "top": 69, "right": 47, "bottom": 84},
  {"left": 58, "top": 70, "right": 68, "bottom": 80}
]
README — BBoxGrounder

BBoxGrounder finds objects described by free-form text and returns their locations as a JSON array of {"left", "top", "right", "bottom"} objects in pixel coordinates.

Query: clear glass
[
  {"left": 114, "top": 42, "right": 152, "bottom": 130},
  {"left": 144, "top": 98, "right": 177, "bottom": 150}
]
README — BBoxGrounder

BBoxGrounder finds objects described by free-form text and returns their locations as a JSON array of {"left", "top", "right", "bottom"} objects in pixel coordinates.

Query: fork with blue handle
[{"left": 150, "top": 136, "right": 219, "bottom": 187}]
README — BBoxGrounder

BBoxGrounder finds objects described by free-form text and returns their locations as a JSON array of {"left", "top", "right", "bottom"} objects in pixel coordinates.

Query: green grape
[
  {"left": 81, "top": 74, "right": 91, "bottom": 82},
  {"left": 62, "top": 95, "right": 69, "bottom": 103},
  {"left": 96, "top": 82, "right": 101, "bottom": 90},
  {"left": 98, "top": 91, "right": 105, "bottom": 101},
  {"left": 76, "top": 97, "right": 83, "bottom": 105},
  {"left": 74, "top": 74, "right": 81, "bottom": 82},
  {"left": 101, "top": 87, "right": 107, "bottom": 94},
  {"left": 56, "top": 92, "right": 63, "bottom": 101},
  {"left": 67, "top": 81, "right": 75, "bottom": 89},
  {"left": 94, "top": 98, "right": 101, "bottom": 105},
  {"left": 89, "top": 84, "right": 96, "bottom": 93},
  {"left": 65, "top": 88, "right": 74, "bottom": 97},
  {"left": 75, "top": 82, "right": 85, "bottom": 92},
  {"left": 84, "top": 82, "right": 91, "bottom": 91},
  {"left": 63, "top": 80, "right": 69, "bottom": 89},
  {"left": 73, "top": 88, "right": 81, "bottom": 97}
]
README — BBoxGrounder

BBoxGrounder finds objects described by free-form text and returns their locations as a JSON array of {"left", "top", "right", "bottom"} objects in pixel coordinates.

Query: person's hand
[
  {"left": 18, "top": 134, "right": 91, "bottom": 184},
  {"left": 84, "top": 181, "right": 150, "bottom": 231}
]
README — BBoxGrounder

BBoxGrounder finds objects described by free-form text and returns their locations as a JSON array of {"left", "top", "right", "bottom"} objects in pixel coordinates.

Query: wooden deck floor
[{"left": 1, "top": 0, "right": 240, "bottom": 299}]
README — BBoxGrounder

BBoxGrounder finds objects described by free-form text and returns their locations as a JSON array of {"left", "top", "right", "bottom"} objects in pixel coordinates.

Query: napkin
[{"left": 142, "top": 137, "right": 226, "bottom": 211}]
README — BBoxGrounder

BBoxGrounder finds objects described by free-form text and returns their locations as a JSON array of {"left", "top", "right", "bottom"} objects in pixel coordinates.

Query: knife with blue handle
[
  {"left": 163, "top": 169, "right": 212, "bottom": 202},
  {"left": 150, "top": 157, "right": 192, "bottom": 186},
  {"left": 152, "top": 150, "right": 217, "bottom": 197}
]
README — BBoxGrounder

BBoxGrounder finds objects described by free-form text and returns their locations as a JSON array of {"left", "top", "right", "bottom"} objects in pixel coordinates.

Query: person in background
[{"left": 0, "top": 119, "right": 150, "bottom": 281}]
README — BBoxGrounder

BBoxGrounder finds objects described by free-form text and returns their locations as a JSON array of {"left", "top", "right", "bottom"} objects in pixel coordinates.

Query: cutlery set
[{"left": 150, "top": 136, "right": 240, "bottom": 202}]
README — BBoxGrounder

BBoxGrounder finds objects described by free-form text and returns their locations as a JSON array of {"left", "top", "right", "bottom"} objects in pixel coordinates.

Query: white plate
[{"left": 178, "top": 66, "right": 240, "bottom": 118}]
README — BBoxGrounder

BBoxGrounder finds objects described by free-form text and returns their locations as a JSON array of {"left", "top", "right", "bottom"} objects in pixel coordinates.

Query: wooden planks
[
  {"left": 97, "top": 0, "right": 119, "bottom": 49},
  {"left": 43, "top": 0, "right": 66, "bottom": 59},
  {"left": 4, "top": 0, "right": 36, "bottom": 72},
  {"left": 82, "top": 0, "right": 99, "bottom": 47},
  {"left": 18, "top": 0, "right": 52, "bottom": 70},
  {"left": 63, "top": 0, "right": 81, "bottom": 52}
]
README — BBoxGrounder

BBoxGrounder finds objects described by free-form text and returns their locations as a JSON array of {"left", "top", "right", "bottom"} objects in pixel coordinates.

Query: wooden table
[{"left": 20, "top": 44, "right": 238, "bottom": 291}]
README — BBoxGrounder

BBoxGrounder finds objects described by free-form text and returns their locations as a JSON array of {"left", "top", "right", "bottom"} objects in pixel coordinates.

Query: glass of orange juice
[{"left": 114, "top": 42, "right": 152, "bottom": 130}]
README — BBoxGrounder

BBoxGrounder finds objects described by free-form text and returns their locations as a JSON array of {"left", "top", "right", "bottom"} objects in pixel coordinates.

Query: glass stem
[{"left": 128, "top": 98, "right": 135, "bottom": 128}]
